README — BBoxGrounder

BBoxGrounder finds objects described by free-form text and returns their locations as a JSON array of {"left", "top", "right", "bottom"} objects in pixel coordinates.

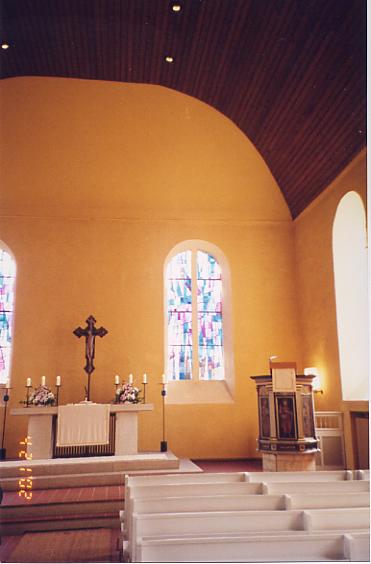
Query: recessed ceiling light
[
  {"left": 165, "top": 56, "right": 174, "bottom": 63},
  {"left": 1, "top": 43, "right": 10, "bottom": 50},
  {"left": 172, "top": 4, "right": 181, "bottom": 11}
]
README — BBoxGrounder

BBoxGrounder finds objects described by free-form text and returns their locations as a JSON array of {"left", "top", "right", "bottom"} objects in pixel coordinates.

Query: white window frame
[
  {"left": 164, "top": 239, "right": 234, "bottom": 404},
  {"left": 0, "top": 241, "right": 16, "bottom": 387}
]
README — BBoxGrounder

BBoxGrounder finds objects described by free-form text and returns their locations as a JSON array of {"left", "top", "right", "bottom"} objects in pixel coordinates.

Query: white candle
[
  {"left": 142, "top": 373, "right": 147, "bottom": 384},
  {"left": 114, "top": 374, "right": 120, "bottom": 385},
  {"left": 41, "top": 376, "right": 46, "bottom": 386},
  {"left": 162, "top": 374, "right": 167, "bottom": 384},
  {"left": 128, "top": 373, "right": 133, "bottom": 384},
  {"left": 5, "top": 379, "right": 10, "bottom": 389},
  {"left": 56, "top": 375, "right": 61, "bottom": 387},
  {"left": 26, "top": 377, "right": 32, "bottom": 387}
]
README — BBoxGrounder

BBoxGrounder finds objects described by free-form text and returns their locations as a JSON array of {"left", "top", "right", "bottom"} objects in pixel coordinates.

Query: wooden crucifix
[{"left": 73, "top": 315, "right": 108, "bottom": 401}]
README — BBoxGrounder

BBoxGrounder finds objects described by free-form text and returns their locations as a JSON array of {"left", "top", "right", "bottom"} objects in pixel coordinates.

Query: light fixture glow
[
  {"left": 165, "top": 55, "right": 174, "bottom": 63},
  {"left": 304, "top": 367, "right": 323, "bottom": 393},
  {"left": 172, "top": 4, "right": 181, "bottom": 11},
  {"left": 1, "top": 43, "right": 10, "bottom": 50}
]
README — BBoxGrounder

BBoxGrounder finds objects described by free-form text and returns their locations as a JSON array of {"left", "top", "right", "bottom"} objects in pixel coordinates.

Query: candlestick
[
  {"left": 114, "top": 374, "right": 120, "bottom": 385},
  {"left": 41, "top": 376, "right": 46, "bottom": 387},
  {"left": 56, "top": 376, "right": 61, "bottom": 387},
  {"left": 55, "top": 384, "right": 60, "bottom": 406},
  {"left": 25, "top": 382, "right": 32, "bottom": 407},
  {"left": 128, "top": 373, "right": 133, "bottom": 384},
  {"left": 1, "top": 384, "right": 10, "bottom": 459},
  {"left": 160, "top": 381, "right": 167, "bottom": 452}
]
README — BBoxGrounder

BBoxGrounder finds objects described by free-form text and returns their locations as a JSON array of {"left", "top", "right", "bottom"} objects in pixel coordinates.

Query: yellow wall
[
  {"left": 1, "top": 77, "right": 302, "bottom": 459},
  {"left": 293, "top": 150, "right": 368, "bottom": 465}
]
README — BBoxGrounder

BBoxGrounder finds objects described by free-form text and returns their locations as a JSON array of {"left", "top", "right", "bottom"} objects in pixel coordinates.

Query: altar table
[{"left": 11, "top": 403, "right": 154, "bottom": 460}]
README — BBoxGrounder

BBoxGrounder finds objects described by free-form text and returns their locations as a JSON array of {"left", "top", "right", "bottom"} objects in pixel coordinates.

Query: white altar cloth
[{"left": 56, "top": 403, "right": 110, "bottom": 446}]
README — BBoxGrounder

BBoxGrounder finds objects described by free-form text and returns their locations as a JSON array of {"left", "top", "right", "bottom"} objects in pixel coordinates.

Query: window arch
[
  {"left": 0, "top": 245, "right": 16, "bottom": 385},
  {"left": 164, "top": 240, "right": 233, "bottom": 386},
  {"left": 332, "top": 191, "right": 368, "bottom": 400}
]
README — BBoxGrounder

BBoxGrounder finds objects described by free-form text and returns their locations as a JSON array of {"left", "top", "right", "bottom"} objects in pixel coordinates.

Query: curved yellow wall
[
  {"left": 1, "top": 77, "right": 302, "bottom": 459},
  {"left": 294, "top": 150, "right": 367, "bottom": 412}
]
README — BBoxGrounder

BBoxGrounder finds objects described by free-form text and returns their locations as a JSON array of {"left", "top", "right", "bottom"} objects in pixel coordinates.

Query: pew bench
[
  {"left": 263, "top": 479, "right": 369, "bottom": 495},
  {"left": 135, "top": 531, "right": 370, "bottom": 562}
]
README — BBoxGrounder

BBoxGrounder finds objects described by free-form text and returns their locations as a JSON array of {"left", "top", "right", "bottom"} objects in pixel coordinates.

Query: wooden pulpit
[{"left": 251, "top": 362, "right": 319, "bottom": 471}]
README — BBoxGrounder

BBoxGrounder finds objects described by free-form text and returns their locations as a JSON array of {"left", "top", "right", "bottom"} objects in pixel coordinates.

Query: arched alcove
[{"left": 332, "top": 191, "right": 368, "bottom": 400}]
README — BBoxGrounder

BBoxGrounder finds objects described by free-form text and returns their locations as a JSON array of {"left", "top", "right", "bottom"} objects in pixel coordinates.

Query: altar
[{"left": 11, "top": 403, "right": 154, "bottom": 460}]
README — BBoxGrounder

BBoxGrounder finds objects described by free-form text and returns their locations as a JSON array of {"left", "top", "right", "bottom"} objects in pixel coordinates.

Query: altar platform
[{"left": 0, "top": 452, "right": 201, "bottom": 491}]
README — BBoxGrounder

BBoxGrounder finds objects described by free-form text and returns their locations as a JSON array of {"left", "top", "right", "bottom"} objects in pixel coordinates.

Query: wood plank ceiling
[{"left": 0, "top": 0, "right": 366, "bottom": 218}]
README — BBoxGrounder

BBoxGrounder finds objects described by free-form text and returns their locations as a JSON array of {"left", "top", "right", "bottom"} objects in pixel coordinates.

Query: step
[
  {"left": 1, "top": 511, "right": 119, "bottom": 535},
  {"left": 0, "top": 452, "right": 180, "bottom": 480},
  {"left": 0, "top": 485, "right": 124, "bottom": 535},
  {"left": 2, "top": 470, "right": 127, "bottom": 491}
]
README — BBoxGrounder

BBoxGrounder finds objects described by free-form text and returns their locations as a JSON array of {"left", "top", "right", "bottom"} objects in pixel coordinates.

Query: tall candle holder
[
  {"left": 142, "top": 383, "right": 147, "bottom": 403},
  {"left": 55, "top": 383, "right": 61, "bottom": 406},
  {"left": 0, "top": 385, "right": 11, "bottom": 460},
  {"left": 26, "top": 383, "right": 32, "bottom": 407},
  {"left": 114, "top": 383, "right": 120, "bottom": 403},
  {"left": 160, "top": 382, "right": 167, "bottom": 452}
]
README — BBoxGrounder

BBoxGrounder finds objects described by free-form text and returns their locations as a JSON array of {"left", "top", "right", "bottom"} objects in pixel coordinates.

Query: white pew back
[
  {"left": 264, "top": 479, "right": 369, "bottom": 495},
  {"left": 304, "top": 507, "right": 370, "bottom": 531},
  {"left": 125, "top": 471, "right": 247, "bottom": 487},
  {"left": 137, "top": 532, "right": 355, "bottom": 562},
  {"left": 286, "top": 491, "right": 369, "bottom": 509},
  {"left": 132, "top": 493, "right": 286, "bottom": 515},
  {"left": 247, "top": 470, "right": 352, "bottom": 482},
  {"left": 124, "top": 481, "right": 263, "bottom": 535},
  {"left": 131, "top": 509, "right": 304, "bottom": 561}
]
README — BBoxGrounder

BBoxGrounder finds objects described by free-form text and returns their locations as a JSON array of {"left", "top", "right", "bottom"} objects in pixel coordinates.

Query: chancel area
[{"left": 0, "top": 0, "right": 369, "bottom": 562}]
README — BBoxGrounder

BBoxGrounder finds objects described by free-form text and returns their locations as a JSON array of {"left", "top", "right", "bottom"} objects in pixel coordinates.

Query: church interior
[{"left": 0, "top": 0, "right": 369, "bottom": 562}]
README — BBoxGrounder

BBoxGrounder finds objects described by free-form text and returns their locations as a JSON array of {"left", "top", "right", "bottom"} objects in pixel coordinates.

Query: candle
[
  {"left": 114, "top": 374, "right": 120, "bottom": 385},
  {"left": 5, "top": 379, "right": 10, "bottom": 390},
  {"left": 41, "top": 376, "right": 46, "bottom": 387},
  {"left": 26, "top": 378, "right": 32, "bottom": 387},
  {"left": 142, "top": 373, "right": 147, "bottom": 384},
  {"left": 162, "top": 374, "right": 167, "bottom": 384},
  {"left": 128, "top": 373, "right": 133, "bottom": 384},
  {"left": 56, "top": 376, "right": 61, "bottom": 387}
]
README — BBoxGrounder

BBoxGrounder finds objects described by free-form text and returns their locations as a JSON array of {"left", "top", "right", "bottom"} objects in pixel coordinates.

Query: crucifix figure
[{"left": 73, "top": 315, "right": 108, "bottom": 400}]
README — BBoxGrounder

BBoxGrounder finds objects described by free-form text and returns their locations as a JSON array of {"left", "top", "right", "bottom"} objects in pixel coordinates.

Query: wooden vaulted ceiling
[{"left": 0, "top": 0, "right": 366, "bottom": 218}]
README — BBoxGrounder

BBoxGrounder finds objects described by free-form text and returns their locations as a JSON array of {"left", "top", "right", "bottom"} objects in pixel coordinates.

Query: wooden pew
[
  {"left": 125, "top": 471, "right": 247, "bottom": 487},
  {"left": 124, "top": 481, "right": 263, "bottom": 536},
  {"left": 131, "top": 509, "right": 305, "bottom": 561},
  {"left": 247, "top": 470, "right": 352, "bottom": 482},
  {"left": 263, "top": 479, "right": 369, "bottom": 495},
  {"left": 136, "top": 531, "right": 369, "bottom": 562},
  {"left": 131, "top": 493, "right": 286, "bottom": 515},
  {"left": 303, "top": 507, "right": 370, "bottom": 532},
  {"left": 285, "top": 491, "right": 369, "bottom": 509}
]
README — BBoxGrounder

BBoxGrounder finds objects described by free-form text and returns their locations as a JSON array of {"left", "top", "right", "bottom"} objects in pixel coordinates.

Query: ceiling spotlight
[
  {"left": 165, "top": 55, "right": 174, "bottom": 63},
  {"left": 172, "top": 4, "right": 181, "bottom": 11},
  {"left": 1, "top": 43, "right": 10, "bottom": 50}
]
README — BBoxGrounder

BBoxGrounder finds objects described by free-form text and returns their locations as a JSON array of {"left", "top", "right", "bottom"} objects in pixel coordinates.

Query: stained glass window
[
  {"left": 166, "top": 249, "right": 224, "bottom": 381},
  {"left": 0, "top": 249, "right": 16, "bottom": 384}
]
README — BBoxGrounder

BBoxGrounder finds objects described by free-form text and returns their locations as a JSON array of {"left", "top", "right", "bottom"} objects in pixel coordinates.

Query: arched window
[
  {"left": 165, "top": 241, "right": 232, "bottom": 383},
  {"left": 332, "top": 191, "right": 368, "bottom": 400},
  {"left": 0, "top": 247, "right": 16, "bottom": 385}
]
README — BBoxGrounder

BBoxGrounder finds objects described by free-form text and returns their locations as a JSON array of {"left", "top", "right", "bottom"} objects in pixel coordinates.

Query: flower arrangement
[
  {"left": 27, "top": 385, "right": 55, "bottom": 406},
  {"left": 115, "top": 382, "right": 142, "bottom": 404}
]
